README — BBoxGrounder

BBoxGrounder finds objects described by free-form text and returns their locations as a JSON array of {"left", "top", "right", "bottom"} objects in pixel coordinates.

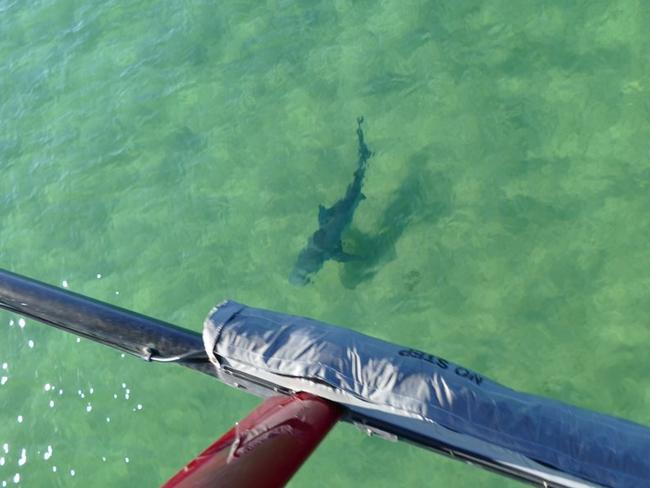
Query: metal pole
[{"left": 0, "top": 268, "right": 210, "bottom": 373}]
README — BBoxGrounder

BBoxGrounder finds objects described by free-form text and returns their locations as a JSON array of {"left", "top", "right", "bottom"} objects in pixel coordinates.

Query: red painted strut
[{"left": 163, "top": 392, "right": 342, "bottom": 488}]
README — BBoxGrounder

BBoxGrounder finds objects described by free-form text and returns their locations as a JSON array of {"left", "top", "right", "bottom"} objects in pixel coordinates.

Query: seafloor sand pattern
[{"left": 1, "top": 1, "right": 649, "bottom": 486}]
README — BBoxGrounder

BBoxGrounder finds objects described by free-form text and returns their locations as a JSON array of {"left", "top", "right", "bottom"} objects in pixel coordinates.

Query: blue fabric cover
[{"left": 204, "top": 300, "right": 650, "bottom": 488}]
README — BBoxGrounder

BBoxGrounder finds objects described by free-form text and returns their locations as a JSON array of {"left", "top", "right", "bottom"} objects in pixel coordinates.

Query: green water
[{"left": 2, "top": 0, "right": 650, "bottom": 486}]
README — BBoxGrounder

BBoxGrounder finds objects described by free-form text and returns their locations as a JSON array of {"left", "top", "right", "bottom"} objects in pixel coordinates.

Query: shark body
[{"left": 289, "top": 117, "right": 372, "bottom": 286}]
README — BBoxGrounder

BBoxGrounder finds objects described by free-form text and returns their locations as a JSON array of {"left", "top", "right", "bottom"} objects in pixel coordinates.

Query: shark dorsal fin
[{"left": 318, "top": 204, "right": 333, "bottom": 225}]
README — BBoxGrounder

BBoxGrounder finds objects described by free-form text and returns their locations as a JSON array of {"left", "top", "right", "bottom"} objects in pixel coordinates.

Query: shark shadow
[{"left": 339, "top": 154, "right": 453, "bottom": 289}]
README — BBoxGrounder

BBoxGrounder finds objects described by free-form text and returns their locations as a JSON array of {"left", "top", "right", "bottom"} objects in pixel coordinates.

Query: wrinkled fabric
[{"left": 204, "top": 300, "right": 650, "bottom": 488}]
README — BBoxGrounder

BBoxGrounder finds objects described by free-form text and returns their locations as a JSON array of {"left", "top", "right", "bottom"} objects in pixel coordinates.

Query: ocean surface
[{"left": 2, "top": 1, "right": 650, "bottom": 486}]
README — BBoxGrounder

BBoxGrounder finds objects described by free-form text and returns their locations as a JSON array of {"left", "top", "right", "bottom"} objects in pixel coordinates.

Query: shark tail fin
[{"left": 356, "top": 116, "right": 372, "bottom": 167}]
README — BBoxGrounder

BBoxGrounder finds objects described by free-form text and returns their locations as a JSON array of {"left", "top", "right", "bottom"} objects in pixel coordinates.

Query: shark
[{"left": 289, "top": 117, "right": 372, "bottom": 286}]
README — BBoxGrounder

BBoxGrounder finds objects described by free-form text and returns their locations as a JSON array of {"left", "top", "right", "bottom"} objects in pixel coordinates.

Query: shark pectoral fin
[
  {"left": 332, "top": 245, "right": 359, "bottom": 262},
  {"left": 360, "top": 192, "right": 366, "bottom": 200},
  {"left": 334, "top": 251, "right": 359, "bottom": 262}
]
